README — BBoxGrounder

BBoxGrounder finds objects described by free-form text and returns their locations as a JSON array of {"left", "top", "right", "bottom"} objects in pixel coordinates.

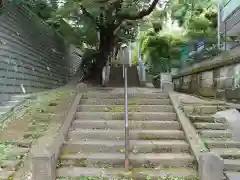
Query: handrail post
[
  {"left": 120, "top": 43, "right": 131, "bottom": 169},
  {"left": 124, "top": 65, "right": 129, "bottom": 169}
]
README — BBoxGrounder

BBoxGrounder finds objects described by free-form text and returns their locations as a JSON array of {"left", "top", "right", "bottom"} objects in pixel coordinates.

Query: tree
[
  {"left": 47, "top": 0, "right": 164, "bottom": 82},
  {"left": 18, "top": 0, "right": 217, "bottom": 82},
  {"left": 137, "top": 0, "right": 216, "bottom": 75}
]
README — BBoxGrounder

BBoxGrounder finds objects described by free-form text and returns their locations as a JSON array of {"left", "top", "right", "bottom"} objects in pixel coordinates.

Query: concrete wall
[
  {"left": 0, "top": 3, "right": 83, "bottom": 102},
  {"left": 173, "top": 46, "right": 240, "bottom": 102}
]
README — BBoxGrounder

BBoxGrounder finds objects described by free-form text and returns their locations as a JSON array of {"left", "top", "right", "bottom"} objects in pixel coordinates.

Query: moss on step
[
  {"left": 75, "top": 158, "right": 88, "bottom": 167},
  {"left": 101, "top": 106, "right": 140, "bottom": 112},
  {"left": 60, "top": 158, "right": 88, "bottom": 167},
  {"left": 103, "top": 106, "right": 124, "bottom": 112},
  {"left": 152, "top": 147, "right": 172, "bottom": 153},
  {"left": 57, "top": 177, "right": 108, "bottom": 180},
  {"left": 57, "top": 176, "right": 199, "bottom": 180},
  {"left": 128, "top": 101, "right": 137, "bottom": 105}
]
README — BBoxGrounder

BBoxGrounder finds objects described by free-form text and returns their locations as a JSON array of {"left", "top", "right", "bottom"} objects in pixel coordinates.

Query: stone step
[
  {"left": 0, "top": 171, "right": 14, "bottom": 179},
  {"left": 83, "top": 92, "right": 169, "bottom": 99},
  {"left": 194, "top": 122, "right": 228, "bottom": 130},
  {"left": 11, "top": 139, "right": 32, "bottom": 148},
  {"left": 0, "top": 100, "right": 20, "bottom": 107},
  {"left": 198, "top": 130, "right": 232, "bottom": 138},
  {"left": 10, "top": 94, "right": 30, "bottom": 101},
  {"left": 82, "top": 98, "right": 171, "bottom": 105},
  {"left": 62, "top": 140, "right": 189, "bottom": 153},
  {"left": 72, "top": 120, "right": 180, "bottom": 130},
  {"left": 225, "top": 171, "right": 240, "bottom": 180},
  {"left": 205, "top": 139, "right": 240, "bottom": 149},
  {"left": 181, "top": 101, "right": 226, "bottom": 106},
  {"left": 59, "top": 152, "right": 195, "bottom": 168},
  {"left": 0, "top": 106, "right": 14, "bottom": 113},
  {"left": 1, "top": 160, "right": 21, "bottom": 171},
  {"left": 68, "top": 129, "right": 185, "bottom": 141},
  {"left": 3, "top": 147, "right": 29, "bottom": 160},
  {"left": 211, "top": 148, "right": 240, "bottom": 159},
  {"left": 188, "top": 115, "right": 226, "bottom": 123},
  {"left": 57, "top": 167, "right": 197, "bottom": 180},
  {"left": 224, "top": 159, "right": 240, "bottom": 171},
  {"left": 75, "top": 112, "right": 177, "bottom": 121},
  {"left": 188, "top": 115, "right": 215, "bottom": 122},
  {"left": 78, "top": 105, "right": 174, "bottom": 113},
  {"left": 130, "top": 168, "right": 197, "bottom": 180},
  {"left": 183, "top": 105, "right": 226, "bottom": 115}
]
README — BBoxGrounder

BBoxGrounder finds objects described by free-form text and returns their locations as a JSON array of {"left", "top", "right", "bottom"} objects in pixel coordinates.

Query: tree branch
[
  {"left": 113, "top": 0, "right": 162, "bottom": 32},
  {"left": 120, "top": 0, "right": 160, "bottom": 20},
  {"left": 80, "top": 5, "right": 100, "bottom": 27}
]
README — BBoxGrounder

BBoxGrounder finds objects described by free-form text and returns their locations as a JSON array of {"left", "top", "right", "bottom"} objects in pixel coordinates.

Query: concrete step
[
  {"left": 205, "top": 139, "right": 240, "bottom": 149},
  {"left": 0, "top": 100, "right": 20, "bottom": 107},
  {"left": 198, "top": 130, "right": 232, "bottom": 138},
  {"left": 75, "top": 112, "right": 177, "bottom": 121},
  {"left": 10, "top": 94, "right": 30, "bottom": 101},
  {"left": 78, "top": 105, "right": 174, "bottom": 112},
  {"left": 188, "top": 115, "right": 226, "bottom": 123},
  {"left": 59, "top": 152, "right": 195, "bottom": 168},
  {"left": 57, "top": 167, "right": 197, "bottom": 179},
  {"left": 194, "top": 122, "right": 228, "bottom": 130},
  {"left": 0, "top": 106, "right": 14, "bottom": 113},
  {"left": 183, "top": 105, "right": 226, "bottom": 115},
  {"left": 130, "top": 168, "right": 197, "bottom": 180},
  {"left": 82, "top": 98, "right": 171, "bottom": 105},
  {"left": 225, "top": 171, "right": 240, "bottom": 180},
  {"left": 224, "top": 159, "right": 240, "bottom": 171},
  {"left": 188, "top": 115, "right": 215, "bottom": 122},
  {"left": 83, "top": 92, "right": 169, "bottom": 99},
  {"left": 62, "top": 140, "right": 189, "bottom": 153},
  {"left": 211, "top": 148, "right": 240, "bottom": 159},
  {"left": 72, "top": 120, "right": 181, "bottom": 130},
  {"left": 68, "top": 129, "right": 185, "bottom": 141},
  {"left": 0, "top": 171, "right": 14, "bottom": 179}
]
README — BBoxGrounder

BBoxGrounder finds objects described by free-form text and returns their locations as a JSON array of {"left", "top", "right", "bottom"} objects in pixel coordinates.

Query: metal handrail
[
  {"left": 123, "top": 64, "right": 129, "bottom": 169},
  {"left": 119, "top": 43, "right": 132, "bottom": 169}
]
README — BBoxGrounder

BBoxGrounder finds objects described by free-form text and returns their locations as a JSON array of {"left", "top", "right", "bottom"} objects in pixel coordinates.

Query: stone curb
[
  {"left": 30, "top": 83, "right": 86, "bottom": 180},
  {"left": 169, "top": 92, "right": 207, "bottom": 162},
  {"left": 199, "top": 152, "right": 224, "bottom": 180}
]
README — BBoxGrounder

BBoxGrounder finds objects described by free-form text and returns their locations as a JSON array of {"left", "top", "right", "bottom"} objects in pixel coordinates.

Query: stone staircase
[
  {"left": 108, "top": 66, "right": 140, "bottom": 87},
  {"left": 183, "top": 102, "right": 240, "bottom": 179},
  {"left": 56, "top": 88, "right": 197, "bottom": 179},
  {"left": 0, "top": 94, "right": 30, "bottom": 118}
]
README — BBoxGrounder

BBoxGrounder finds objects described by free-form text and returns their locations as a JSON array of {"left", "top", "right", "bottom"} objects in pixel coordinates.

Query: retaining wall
[
  {"left": 0, "top": 3, "right": 83, "bottom": 102},
  {"left": 173, "top": 46, "right": 240, "bottom": 102}
]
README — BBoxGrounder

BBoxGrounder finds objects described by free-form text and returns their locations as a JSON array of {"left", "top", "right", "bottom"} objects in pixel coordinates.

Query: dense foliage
[
  {"left": 15, "top": 0, "right": 218, "bottom": 79},
  {"left": 137, "top": 0, "right": 218, "bottom": 75}
]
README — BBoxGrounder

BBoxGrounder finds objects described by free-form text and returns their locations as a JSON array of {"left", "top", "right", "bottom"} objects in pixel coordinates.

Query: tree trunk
[{"left": 89, "top": 28, "right": 115, "bottom": 85}]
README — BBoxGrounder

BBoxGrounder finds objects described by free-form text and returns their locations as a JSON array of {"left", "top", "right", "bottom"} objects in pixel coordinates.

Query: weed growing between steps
[{"left": 102, "top": 106, "right": 140, "bottom": 112}]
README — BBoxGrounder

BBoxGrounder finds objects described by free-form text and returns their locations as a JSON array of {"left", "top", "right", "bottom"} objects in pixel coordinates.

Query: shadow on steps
[{"left": 108, "top": 65, "right": 140, "bottom": 87}]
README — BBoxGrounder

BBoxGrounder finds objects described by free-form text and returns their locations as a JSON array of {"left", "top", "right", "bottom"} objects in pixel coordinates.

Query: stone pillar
[
  {"left": 31, "top": 151, "right": 56, "bottom": 180},
  {"left": 160, "top": 73, "right": 173, "bottom": 92},
  {"left": 199, "top": 152, "right": 224, "bottom": 180}
]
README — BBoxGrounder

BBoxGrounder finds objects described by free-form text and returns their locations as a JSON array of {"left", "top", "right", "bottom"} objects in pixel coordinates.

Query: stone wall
[
  {"left": 0, "top": 3, "right": 83, "bottom": 102},
  {"left": 173, "top": 46, "right": 240, "bottom": 102}
]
